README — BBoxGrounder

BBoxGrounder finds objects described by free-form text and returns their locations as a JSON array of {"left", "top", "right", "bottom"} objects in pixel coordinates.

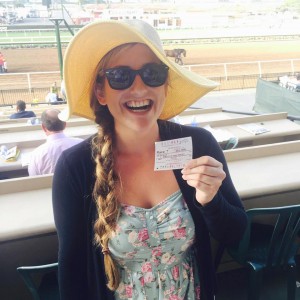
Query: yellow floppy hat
[{"left": 60, "top": 19, "right": 218, "bottom": 121}]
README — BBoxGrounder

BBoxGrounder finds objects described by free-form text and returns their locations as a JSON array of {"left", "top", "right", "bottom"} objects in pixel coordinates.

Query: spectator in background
[
  {"left": 9, "top": 100, "right": 36, "bottom": 119},
  {"left": 28, "top": 108, "right": 83, "bottom": 176},
  {"left": 0, "top": 52, "right": 4, "bottom": 73},
  {"left": 45, "top": 81, "right": 65, "bottom": 104},
  {"left": 3, "top": 59, "right": 7, "bottom": 72},
  {"left": 45, "top": 90, "right": 58, "bottom": 103}
]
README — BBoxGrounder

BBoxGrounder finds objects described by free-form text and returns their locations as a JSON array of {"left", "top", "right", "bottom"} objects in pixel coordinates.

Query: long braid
[
  {"left": 90, "top": 43, "right": 138, "bottom": 291},
  {"left": 91, "top": 105, "right": 121, "bottom": 290}
]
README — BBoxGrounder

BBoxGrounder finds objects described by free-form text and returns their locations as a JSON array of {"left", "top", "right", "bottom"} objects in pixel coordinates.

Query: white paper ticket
[{"left": 154, "top": 137, "right": 193, "bottom": 171}]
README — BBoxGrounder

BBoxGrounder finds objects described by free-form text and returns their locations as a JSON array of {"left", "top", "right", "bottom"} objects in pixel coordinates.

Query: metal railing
[
  {"left": 0, "top": 74, "right": 287, "bottom": 107},
  {"left": 0, "top": 87, "right": 56, "bottom": 106},
  {"left": 185, "top": 58, "right": 300, "bottom": 79}
]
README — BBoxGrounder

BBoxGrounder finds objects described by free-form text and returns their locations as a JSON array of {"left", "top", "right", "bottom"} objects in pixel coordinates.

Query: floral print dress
[{"left": 109, "top": 190, "right": 201, "bottom": 300}]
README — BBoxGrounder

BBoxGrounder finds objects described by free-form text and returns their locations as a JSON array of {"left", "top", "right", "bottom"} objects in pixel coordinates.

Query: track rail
[{"left": 1, "top": 34, "right": 300, "bottom": 47}]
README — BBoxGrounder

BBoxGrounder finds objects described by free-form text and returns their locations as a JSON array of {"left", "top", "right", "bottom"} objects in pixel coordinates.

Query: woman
[{"left": 53, "top": 19, "right": 247, "bottom": 300}]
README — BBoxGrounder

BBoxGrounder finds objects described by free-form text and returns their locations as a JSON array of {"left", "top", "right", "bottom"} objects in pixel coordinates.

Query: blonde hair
[{"left": 90, "top": 43, "right": 137, "bottom": 291}]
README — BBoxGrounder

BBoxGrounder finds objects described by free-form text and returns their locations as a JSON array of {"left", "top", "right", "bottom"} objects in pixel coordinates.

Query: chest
[{"left": 116, "top": 154, "right": 179, "bottom": 208}]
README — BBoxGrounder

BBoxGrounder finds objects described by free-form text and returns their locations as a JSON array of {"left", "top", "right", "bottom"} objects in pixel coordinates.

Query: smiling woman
[{"left": 52, "top": 19, "right": 247, "bottom": 300}]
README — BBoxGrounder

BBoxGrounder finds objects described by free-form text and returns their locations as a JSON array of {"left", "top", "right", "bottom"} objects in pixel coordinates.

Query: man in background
[
  {"left": 28, "top": 108, "right": 83, "bottom": 176},
  {"left": 0, "top": 52, "right": 4, "bottom": 73},
  {"left": 9, "top": 100, "right": 36, "bottom": 119},
  {"left": 3, "top": 58, "right": 7, "bottom": 72}
]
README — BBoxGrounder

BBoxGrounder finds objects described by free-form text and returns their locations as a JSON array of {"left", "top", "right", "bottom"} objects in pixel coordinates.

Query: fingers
[
  {"left": 181, "top": 156, "right": 226, "bottom": 205},
  {"left": 183, "top": 156, "right": 222, "bottom": 170}
]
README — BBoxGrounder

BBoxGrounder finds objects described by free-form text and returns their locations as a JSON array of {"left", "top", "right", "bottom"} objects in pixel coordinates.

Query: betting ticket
[{"left": 154, "top": 137, "right": 193, "bottom": 171}]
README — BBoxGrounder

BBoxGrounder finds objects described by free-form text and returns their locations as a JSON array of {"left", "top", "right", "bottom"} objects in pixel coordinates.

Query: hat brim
[{"left": 61, "top": 20, "right": 218, "bottom": 121}]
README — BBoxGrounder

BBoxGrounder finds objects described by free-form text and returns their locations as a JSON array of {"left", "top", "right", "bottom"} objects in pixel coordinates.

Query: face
[{"left": 95, "top": 44, "right": 168, "bottom": 135}]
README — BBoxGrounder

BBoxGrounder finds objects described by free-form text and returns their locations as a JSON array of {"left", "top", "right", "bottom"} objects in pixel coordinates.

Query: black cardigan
[{"left": 52, "top": 120, "right": 247, "bottom": 300}]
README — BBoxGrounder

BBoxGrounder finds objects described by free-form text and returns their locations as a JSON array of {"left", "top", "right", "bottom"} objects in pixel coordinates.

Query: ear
[
  {"left": 94, "top": 84, "right": 106, "bottom": 106},
  {"left": 41, "top": 124, "right": 48, "bottom": 133}
]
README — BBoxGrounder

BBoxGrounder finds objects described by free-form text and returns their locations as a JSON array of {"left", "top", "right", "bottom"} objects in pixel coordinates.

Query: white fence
[{"left": 185, "top": 58, "right": 300, "bottom": 80}]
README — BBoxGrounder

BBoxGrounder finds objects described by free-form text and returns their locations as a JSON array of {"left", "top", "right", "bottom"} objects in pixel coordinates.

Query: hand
[{"left": 181, "top": 156, "right": 226, "bottom": 206}]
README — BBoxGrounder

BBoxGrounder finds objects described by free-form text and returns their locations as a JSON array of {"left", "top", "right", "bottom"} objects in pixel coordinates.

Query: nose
[{"left": 129, "top": 73, "right": 148, "bottom": 93}]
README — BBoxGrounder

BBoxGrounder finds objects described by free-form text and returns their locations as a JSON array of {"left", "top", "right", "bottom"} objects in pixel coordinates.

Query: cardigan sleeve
[
  {"left": 52, "top": 140, "right": 116, "bottom": 300},
  {"left": 194, "top": 131, "right": 248, "bottom": 246},
  {"left": 52, "top": 151, "right": 88, "bottom": 299},
  {"left": 161, "top": 121, "right": 248, "bottom": 247}
]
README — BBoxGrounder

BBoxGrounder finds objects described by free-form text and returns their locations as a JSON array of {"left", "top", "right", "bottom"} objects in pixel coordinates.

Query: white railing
[
  {"left": 184, "top": 58, "right": 300, "bottom": 79},
  {"left": 0, "top": 71, "right": 61, "bottom": 90}
]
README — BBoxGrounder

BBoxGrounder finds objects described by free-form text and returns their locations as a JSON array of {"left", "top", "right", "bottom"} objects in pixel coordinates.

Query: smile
[{"left": 125, "top": 100, "right": 153, "bottom": 111}]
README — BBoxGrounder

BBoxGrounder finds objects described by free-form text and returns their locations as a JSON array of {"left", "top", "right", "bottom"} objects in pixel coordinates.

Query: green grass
[{"left": 0, "top": 29, "right": 76, "bottom": 39}]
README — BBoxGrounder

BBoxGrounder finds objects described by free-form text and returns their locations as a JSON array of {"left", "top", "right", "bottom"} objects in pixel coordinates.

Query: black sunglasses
[{"left": 101, "top": 63, "right": 169, "bottom": 90}]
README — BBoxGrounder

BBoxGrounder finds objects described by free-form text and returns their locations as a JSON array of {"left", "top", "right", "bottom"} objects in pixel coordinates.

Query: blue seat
[
  {"left": 17, "top": 262, "right": 59, "bottom": 300},
  {"left": 227, "top": 204, "right": 300, "bottom": 300}
]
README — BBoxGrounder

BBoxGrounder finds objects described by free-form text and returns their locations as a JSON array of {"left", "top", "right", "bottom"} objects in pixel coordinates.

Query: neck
[
  {"left": 46, "top": 130, "right": 63, "bottom": 136},
  {"left": 114, "top": 122, "right": 160, "bottom": 156}
]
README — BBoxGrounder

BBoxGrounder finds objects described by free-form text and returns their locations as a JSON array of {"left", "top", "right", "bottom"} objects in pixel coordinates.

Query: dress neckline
[{"left": 120, "top": 189, "right": 181, "bottom": 211}]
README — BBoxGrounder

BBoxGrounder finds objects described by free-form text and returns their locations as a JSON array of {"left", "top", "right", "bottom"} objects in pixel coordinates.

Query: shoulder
[
  {"left": 62, "top": 136, "right": 91, "bottom": 156},
  {"left": 60, "top": 136, "right": 84, "bottom": 146},
  {"left": 32, "top": 142, "right": 47, "bottom": 154},
  {"left": 68, "top": 137, "right": 84, "bottom": 143},
  {"left": 159, "top": 120, "right": 214, "bottom": 141},
  {"left": 57, "top": 136, "right": 94, "bottom": 172},
  {"left": 53, "top": 136, "right": 96, "bottom": 192}
]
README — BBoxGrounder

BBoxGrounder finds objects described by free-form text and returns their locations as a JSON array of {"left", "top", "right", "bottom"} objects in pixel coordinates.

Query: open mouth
[{"left": 125, "top": 100, "right": 153, "bottom": 111}]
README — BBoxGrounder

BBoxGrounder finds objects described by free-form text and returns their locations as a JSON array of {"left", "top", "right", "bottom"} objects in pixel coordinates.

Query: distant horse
[{"left": 164, "top": 48, "right": 187, "bottom": 65}]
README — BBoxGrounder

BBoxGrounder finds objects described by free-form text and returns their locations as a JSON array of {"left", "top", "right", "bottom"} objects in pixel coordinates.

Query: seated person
[
  {"left": 9, "top": 100, "right": 36, "bottom": 119},
  {"left": 28, "top": 109, "right": 83, "bottom": 176},
  {"left": 45, "top": 91, "right": 58, "bottom": 103}
]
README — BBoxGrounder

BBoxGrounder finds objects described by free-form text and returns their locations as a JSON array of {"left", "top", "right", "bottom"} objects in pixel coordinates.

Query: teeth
[
  {"left": 125, "top": 100, "right": 152, "bottom": 111},
  {"left": 126, "top": 100, "right": 150, "bottom": 108}
]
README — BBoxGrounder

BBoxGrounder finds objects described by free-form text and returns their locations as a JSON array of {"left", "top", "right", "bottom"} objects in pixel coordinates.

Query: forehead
[{"left": 107, "top": 44, "right": 160, "bottom": 69}]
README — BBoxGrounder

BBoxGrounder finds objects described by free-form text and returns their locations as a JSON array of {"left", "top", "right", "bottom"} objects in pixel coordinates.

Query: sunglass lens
[
  {"left": 106, "top": 68, "right": 133, "bottom": 90},
  {"left": 142, "top": 64, "right": 168, "bottom": 87}
]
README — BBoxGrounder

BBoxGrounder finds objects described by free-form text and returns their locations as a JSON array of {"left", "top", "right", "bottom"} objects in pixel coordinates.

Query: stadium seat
[
  {"left": 227, "top": 205, "right": 300, "bottom": 300},
  {"left": 17, "top": 262, "right": 59, "bottom": 300}
]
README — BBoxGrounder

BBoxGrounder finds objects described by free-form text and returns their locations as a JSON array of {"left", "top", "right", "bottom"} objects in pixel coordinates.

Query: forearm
[{"left": 199, "top": 190, "right": 247, "bottom": 245}]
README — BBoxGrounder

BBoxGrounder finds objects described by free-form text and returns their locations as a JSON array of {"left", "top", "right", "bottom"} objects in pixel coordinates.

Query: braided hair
[{"left": 90, "top": 44, "right": 136, "bottom": 290}]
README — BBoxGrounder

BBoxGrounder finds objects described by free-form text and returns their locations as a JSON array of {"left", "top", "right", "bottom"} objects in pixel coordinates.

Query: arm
[
  {"left": 28, "top": 159, "right": 38, "bottom": 176},
  {"left": 182, "top": 132, "right": 247, "bottom": 245},
  {"left": 28, "top": 149, "right": 40, "bottom": 176},
  {"left": 52, "top": 152, "right": 87, "bottom": 299}
]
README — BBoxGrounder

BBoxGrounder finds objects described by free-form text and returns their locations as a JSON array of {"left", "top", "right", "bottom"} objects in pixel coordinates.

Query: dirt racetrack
[{"left": 1, "top": 40, "right": 300, "bottom": 73}]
